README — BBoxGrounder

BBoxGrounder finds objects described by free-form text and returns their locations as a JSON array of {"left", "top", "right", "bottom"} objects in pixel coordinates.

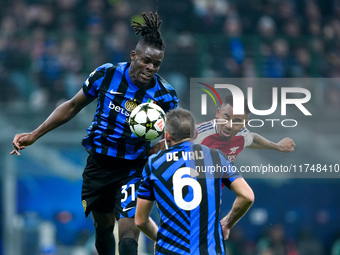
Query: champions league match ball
[{"left": 129, "top": 102, "right": 166, "bottom": 141}]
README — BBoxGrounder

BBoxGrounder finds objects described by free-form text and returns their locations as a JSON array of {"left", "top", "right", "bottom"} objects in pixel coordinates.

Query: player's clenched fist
[{"left": 277, "top": 137, "right": 296, "bottom": 152}]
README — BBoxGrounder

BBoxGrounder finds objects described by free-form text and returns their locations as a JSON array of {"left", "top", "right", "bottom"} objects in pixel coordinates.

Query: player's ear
[
  {"left": 130, "top": 50, "right": 136, "bottom": 61},
  {"left": 244, "top": 115, "right": 249, "bottom": 128},
  {"left": 164, "top": 131, "right": 171, "bottom": 149},
  {"left": 215, "top": 108, "right": 221, "bottom": 119},
  {"left": 165, "top": 131, "right": 171, "bottom": 142}
]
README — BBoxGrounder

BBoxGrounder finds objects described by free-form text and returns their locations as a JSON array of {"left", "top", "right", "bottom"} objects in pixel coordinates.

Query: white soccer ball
[{"left": 129, "top": 102, "right": 166, "bottom": 141}]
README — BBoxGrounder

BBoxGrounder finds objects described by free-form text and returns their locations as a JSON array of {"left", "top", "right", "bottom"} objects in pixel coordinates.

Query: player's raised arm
[
  {"left": 220, "top": 178, "right": 254, "bottom": 240},
  {"left": 10, "top": 89, "right": 94, "bottom": 156},
  {"left": 246, "top": 132, "right": 296, "bottom": 152}
]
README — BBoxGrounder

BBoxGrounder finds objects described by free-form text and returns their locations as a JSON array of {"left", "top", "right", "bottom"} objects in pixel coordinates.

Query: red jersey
[{"left": 195, "top": 119, "right": 253, "bottom": 162}]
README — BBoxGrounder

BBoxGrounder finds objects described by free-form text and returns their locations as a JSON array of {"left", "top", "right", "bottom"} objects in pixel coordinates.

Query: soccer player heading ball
[
  {"left": 11, "top": 12, "right": 179, "bottom": 255},
  {"left": 135, "top": 108, "right": 254, "bottom": 255}
]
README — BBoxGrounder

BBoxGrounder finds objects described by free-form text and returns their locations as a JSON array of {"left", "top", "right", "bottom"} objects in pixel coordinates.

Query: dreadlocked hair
[{"left": 131, "top": 12, "right": 165, "bottom": 50}]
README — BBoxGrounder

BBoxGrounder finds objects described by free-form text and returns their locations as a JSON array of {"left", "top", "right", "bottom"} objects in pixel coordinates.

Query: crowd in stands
[{"left": 1, "top": 0, "right": 340, "bottom": 109}]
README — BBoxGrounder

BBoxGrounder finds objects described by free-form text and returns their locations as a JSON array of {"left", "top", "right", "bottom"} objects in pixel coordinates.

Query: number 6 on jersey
[{"left": 173, "top": 167, "right": 202, "bottom": 210}]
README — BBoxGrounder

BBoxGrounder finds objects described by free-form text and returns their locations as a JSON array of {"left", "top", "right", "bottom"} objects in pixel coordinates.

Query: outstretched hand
[
  {"left": 10, "top": 133, "right": 36, "bottom": 156},
  {"left": 277, "top": 137, "right": 296, "bottom": 152}
]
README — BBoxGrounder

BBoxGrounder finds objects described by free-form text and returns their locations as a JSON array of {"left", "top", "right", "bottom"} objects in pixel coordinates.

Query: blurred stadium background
[{"left": 1, "top": 0, "right": 340, "bottom": 254}]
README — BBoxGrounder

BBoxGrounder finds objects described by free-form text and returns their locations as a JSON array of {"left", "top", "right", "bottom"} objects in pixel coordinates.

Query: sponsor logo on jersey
[{"left": 108, "top": 101, "right": 130, "bottom": 118}]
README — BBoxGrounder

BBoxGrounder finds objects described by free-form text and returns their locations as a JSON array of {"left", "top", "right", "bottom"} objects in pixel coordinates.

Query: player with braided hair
[
  {"left": 131, "top": 12, "right": 164, "bottom": 50},
  {"left": 11, "top": 12, "right": 178, "bottom": 255}
]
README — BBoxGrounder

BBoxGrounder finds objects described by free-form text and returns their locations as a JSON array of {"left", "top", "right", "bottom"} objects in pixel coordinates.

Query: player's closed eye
[{"left": 143, "top": 59, "right": 150, "bottom": 64}]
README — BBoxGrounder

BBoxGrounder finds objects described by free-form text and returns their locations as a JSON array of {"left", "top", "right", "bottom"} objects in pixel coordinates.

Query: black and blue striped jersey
[
  {"left": 81, "top": 62, "right": 179, "bottom": 160},
  {"left": 138, "top": 141, "right": 242, "bottom": 255}
]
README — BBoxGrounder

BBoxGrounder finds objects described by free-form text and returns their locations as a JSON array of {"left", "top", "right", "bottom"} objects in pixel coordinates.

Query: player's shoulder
[
  {"left": 194, "top": 120, "right": 216, "bottom": 144},
  {"left": 155, "top": 74, "right": 177, "bottom": 92},
  {"left": 196, "top": 119, "right": 215, "bottom": 133},
  {"left": 193, "top": 142, "right": 215, "bottom": 153},
  {"left": 98, "top": 62, "right": 114, "bottom": 68},
  {"left": 153, "top": 74, "right": 179, "bottom": 109},
  {"left": 148, "top": 150, "right": 160, "bottom": 162},
  {"left": 95, "top": 62, "right": 127, "bottom": 73},
  {"left": 196, "top": 119, "right": 214, "bottom": 128},
  {"left": 235, "top": 127, "right": 253, "bottom": 146},
  {"left": 236, "top": 126, "right": 251, "bottom": 136},
  {"left": 148, "top": 147, "right": 169, "bottom": 164},
  {"left": 193, "top": 143, "right": 208, "bottom": 151},
  {"left": 86, "top": 63, "right": 114, "bottom": 81},
  {"left": 85, "top": 62, "right": 127, "bottom": 87}
]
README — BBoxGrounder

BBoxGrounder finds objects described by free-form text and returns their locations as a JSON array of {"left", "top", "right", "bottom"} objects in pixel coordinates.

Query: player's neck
[{"left": 170, "top": 138, "right": 192, "bottom": 146}]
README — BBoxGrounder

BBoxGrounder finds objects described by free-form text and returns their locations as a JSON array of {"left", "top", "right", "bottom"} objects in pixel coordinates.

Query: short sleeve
[
  {"left": 242, "top": 127, "right": 253, "bottom": 147},
  {"left": 137, "top": 162, "right": 155, "bottom": 200},
  {"left": 82, "top": 64, "right": 112, "bottom": 98}
]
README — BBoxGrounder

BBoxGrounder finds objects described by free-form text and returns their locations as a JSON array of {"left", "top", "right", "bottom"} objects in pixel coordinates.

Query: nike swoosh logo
[
  {"left": 122, "top": 206, "right": 135, "bottom": 212},
  {"left": 110, "top": 89, "right": 123, "bottom": 95}
]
